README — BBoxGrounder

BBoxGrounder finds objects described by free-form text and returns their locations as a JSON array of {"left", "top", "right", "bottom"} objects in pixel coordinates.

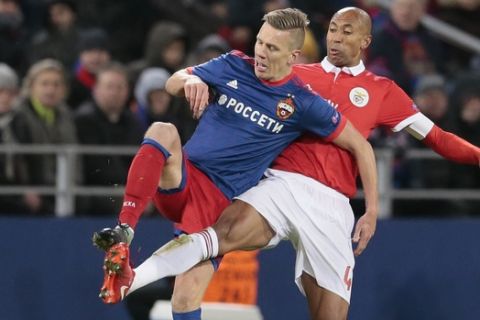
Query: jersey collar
[
  {"left": 320, "top": 57, "right": 365, "bottom": 77},
  {"left": 259, "top": 70, "right": 295, "bottom": 87}
]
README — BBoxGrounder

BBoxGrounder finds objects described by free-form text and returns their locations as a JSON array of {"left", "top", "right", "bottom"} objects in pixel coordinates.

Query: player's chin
[
  {"left": 254, "top": 69, "right": 269, "bottom": 80},
  {"left": 327, "top": 53, "right": 344, "bottom": 66}
]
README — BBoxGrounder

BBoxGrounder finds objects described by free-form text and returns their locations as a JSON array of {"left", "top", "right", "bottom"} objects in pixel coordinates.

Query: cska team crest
[{"left": 276, "top": 97, "right": 296, "bottom": 120}]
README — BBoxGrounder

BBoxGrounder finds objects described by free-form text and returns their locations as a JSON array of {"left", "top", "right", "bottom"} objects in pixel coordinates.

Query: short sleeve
[
  {"left": 301, "top": 95, "right": 344, "bottom": 139},
  {"left": 377, "top": 81, "right": 419, "bottom": 130},
  {"left": 191, "top": 53, "right": 228, "bottom": 86}
]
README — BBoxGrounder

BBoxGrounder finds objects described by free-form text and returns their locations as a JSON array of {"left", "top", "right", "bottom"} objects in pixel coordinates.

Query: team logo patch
[
  {"left": 331, "top": 112, "right": 339, "bottom": 124},
  {"left": 349, "top": 87, "right": 369, "bottom": 107},
  {"left": 276, "top": 97, "right": 296, "bottom": 120}
]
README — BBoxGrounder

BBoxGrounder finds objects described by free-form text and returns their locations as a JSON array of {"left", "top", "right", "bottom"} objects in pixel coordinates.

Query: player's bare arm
[
  {"left": 165, "top": 68, "right": 209, "bottom": 119},
  {"left": 331, "top": 120, "right": 378, "bottom": 256}
]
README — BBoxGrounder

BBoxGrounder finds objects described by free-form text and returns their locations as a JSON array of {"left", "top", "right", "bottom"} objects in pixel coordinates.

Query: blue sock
[{"left": 172, "top": 308, "right": 201, "bottom": 320}]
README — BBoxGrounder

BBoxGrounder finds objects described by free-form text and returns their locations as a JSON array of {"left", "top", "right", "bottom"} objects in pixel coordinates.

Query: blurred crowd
[{"left": 0, "top": 0, "right": 478, "bottom": 217}]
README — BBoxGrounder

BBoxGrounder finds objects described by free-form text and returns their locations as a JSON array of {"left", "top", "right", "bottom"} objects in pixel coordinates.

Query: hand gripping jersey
[
  {"left": 273, "top": 58, "right": 424, "bottom": 197},
  {"left": 184, "top": 51, "right": 345, "bottom": 199}
]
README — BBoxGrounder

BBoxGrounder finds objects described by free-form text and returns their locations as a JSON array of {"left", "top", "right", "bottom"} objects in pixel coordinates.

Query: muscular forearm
[
  {"left": 166, "top": 69, "right": 209, "bottom": 117},
  {"left": 165, "top": 69, "right": 196, "bottom": 97},
  {"left": 422, "top": 125, "right": 480, "bottom": 165},
  {"left": 355, "top": 141, "right": 379, "bottom": 215},
  {"left": 351, "top": 141, "right": 378, "bottom": 257},
  {"left": 332, "top": 121, "right": 379, "bottom": 214}
]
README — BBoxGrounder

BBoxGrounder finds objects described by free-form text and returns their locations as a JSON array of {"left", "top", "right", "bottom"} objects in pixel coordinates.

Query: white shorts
[{"left": 236, "top": 169, "right": 355, "bottom": 303}]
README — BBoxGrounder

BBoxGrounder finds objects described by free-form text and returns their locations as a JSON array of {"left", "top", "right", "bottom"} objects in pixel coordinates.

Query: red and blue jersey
[{"left": 184, "top": 51, "right": 345, "bottom": 199}]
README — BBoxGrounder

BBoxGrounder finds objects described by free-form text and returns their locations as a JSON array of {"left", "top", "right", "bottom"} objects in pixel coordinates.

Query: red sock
[{"left": 119, "top": 143, "right": 168, "bottom": 228}]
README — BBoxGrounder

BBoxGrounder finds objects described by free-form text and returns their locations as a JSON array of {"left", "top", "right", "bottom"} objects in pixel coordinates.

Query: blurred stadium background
[{"left": 1, "top": 0, "right": 479, "bottom": 319}]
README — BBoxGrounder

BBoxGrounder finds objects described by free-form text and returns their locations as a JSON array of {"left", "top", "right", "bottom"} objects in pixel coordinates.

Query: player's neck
[{"left": 260, "top": 69, "right": 294, "bottom": 86}]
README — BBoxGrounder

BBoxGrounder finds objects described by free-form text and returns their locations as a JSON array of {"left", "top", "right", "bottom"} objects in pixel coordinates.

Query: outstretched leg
[
  {"left": 169, "top": 201, "right": 274, "bottom": 318},
  {"left": 124, "top": 200, "right": 275, "bottom": 301}
]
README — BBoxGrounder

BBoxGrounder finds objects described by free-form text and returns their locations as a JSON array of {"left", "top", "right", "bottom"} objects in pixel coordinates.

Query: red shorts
[{"left": 153, "top": 158, "right": 231, "bottom": 234}]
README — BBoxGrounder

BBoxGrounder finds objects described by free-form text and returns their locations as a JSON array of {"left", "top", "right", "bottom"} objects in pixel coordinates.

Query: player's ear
[
  {"left": 289, "top": 49, "right": 301, "bottom": 64},
  {"left": 360, "top": 35, "right": 372, "bottom": 50}
]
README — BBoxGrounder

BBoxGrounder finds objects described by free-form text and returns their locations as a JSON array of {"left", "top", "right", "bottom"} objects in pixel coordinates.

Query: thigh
[
  {"left": 153, "top": 160, "right": 230, "bottom": 231},
  {"left": 234, "top": 175, "right": 296, "bottom": 249},
  {"left": 213, "top": 200, "right": 275, "bottom": 254},
  {"left": 171, "top": 260, "right": 215, "bottom": 312},
  {"left": 301, "top": 272, "right": 349, "bottom": 320}
]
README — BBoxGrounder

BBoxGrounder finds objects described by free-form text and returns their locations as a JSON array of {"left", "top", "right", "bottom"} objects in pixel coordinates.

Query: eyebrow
[
  {"left": 257, "top": 36, "right": 280, "bottom": 51},
  {"left": 330, "top": 21, "right": 354, "bottom": 29}
]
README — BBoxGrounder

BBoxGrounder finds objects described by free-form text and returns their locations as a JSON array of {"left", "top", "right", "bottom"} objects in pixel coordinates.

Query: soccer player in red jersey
[{"left": 120, "top": 7, "right": 480, "bottom": 320}]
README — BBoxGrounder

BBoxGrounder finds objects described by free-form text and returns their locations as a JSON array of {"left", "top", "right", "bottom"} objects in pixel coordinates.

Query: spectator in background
[
  {"left": 448, "top": 73, "right": 480, "bottom": 213},
  {"left": 133, "top": 68, "right": 176, "bottom": 131},
  {"left": 15, "top": 59, "right": 77, "bottom": 214},
  {"left": 128, "top": 22, "right": 198, "bottom": 142},
  {"left": 72, "top": 0, "right": 158, "bottom": 63},
  {"left": 29, "top": 0, "right": 82, "bottom": 72},
  {"left": 187, "top": 34, "right": 230, "bottom": 65},
  {"left": 127, "top": 21, "right": 188, "bottom": 84},
  {"left": 222, "top": 0, "right": 272, "bottom": 54},
  {"left": 455, "top": 93, "right": 480, "bottom": 148},
  {"left": 434, "top": 0, "right": 480, "bottom": 35},
  {"left": 150, "top": 0, "right": 225, "bottom": 47},
  {"left": 367, "top": 0, "right": 446, "bottom": 94},
  {"left": 0, "top": 63, "right": 33, "bottom": 214},
  {"left": 412, "top": 74, "right": 453, "bottom": 129},
  {"left": 450, "top": 91, "right": 480, "bottom": 191},
  {"left": 434, "top": 0, "right": 480, "bottom": 71},
  {"left": 68, "top": 28, "right": 111, "bottom": 109},
  {"left": 75, "top": 63, "right": 143, "bottom": 215},
  {"left": 396, "top": 74, "right": 456, "bottom": 216},
  {"left": 0, "top": 0, "right": 27, "bottom": 74}
]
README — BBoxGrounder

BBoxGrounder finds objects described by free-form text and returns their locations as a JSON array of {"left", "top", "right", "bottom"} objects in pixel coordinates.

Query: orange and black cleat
[{"left": 99, "top": 242, "right": 135, "bottom": 304}]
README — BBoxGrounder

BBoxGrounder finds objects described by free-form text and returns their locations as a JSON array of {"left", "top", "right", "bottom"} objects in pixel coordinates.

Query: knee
[
  {"left": 171, "top": 292, "right": 198, "bottom": 312},
  {"left": 145, "top": 122, "right": 180, "bottom": 149},
  {"left": 213, "top": 215, "right": 237, "bottom": 246}
]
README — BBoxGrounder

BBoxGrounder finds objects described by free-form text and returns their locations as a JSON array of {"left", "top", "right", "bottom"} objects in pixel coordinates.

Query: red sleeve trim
[
  {"left": 423, "top": 125, "right": 480, "bottom": 165},
  {"left": 324, "top": 115, "right": 347, "bottom": 142}
]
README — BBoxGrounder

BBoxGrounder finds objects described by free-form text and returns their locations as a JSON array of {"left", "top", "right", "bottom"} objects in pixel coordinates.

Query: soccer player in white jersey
[
  {"left": 93, "top": 8, "right": 379, "bottom": 320},
  {"left": 108, "top": 7, "right": 480, "bottom": 320}
]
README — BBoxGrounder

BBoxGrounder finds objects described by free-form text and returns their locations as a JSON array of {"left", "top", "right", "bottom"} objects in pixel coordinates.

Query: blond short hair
[{"left": 262, "top": 8, "right": 310, "bottom": 49}]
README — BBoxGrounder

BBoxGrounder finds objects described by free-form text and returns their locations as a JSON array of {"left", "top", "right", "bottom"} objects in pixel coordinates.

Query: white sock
[{"left": 128, "top": 227, "right": 219, "bottom": 294}]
